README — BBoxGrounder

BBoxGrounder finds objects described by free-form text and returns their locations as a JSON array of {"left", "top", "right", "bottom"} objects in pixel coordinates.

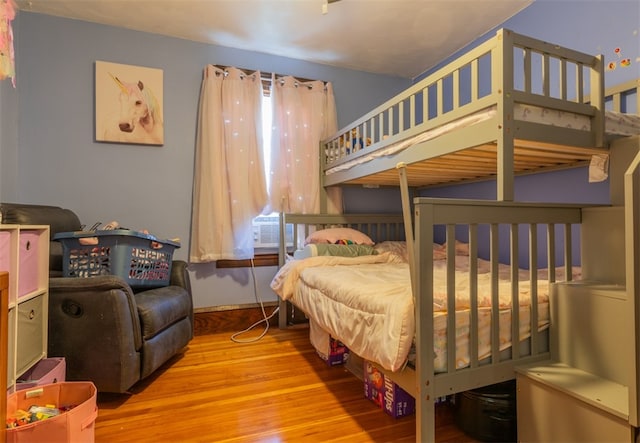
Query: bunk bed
[{"left": 271, "top": 28, "right": 640, "bottom": 443}]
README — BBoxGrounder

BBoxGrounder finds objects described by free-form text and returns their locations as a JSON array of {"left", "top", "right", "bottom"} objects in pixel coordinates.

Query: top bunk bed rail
[
  {"left": 602, "top": 77, "right": 640, "bottom": 113},
  {"left": 321, "top": 29, "right": 640, "bottom": 198}
]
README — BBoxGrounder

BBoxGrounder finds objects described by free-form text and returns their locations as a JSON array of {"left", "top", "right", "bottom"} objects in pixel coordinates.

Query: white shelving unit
[{"left": 0, "top": 224, "right": 50, "bottom": 392}]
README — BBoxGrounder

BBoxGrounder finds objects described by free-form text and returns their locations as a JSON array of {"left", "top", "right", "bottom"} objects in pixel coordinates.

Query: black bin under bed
[{"left": 453, "top": 380, "right": 517, "bottom": 442}]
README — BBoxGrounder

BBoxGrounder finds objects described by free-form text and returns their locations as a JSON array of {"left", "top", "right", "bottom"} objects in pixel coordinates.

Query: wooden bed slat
[
  {"left": 577, "top": 65, "right": 584, "bottom": 103},
  {"left": 334, "top": 134, "right": 609, "bottom": 188},
  {"left": 559, "top": 58, "right": 568, "bottom": 101},
  {"left": 529, "top": 224, "right": 539, "bottom": 356},
  {"left": 510, "top": 223, "right": 520, "bottom": 361},
  {"left": 523, "top": 48, "right": 532, "bottom": 94},
  {"left": 471, "top": 59, "right": 479, "bottom": 102},
  {"left": 445, "top": 225, "right": 456, "bottom": 374},
  {"left": 547, "top": 224, "right": 556, "bottom": 282},
  {"left": 490, "top": 224, "right": 500, "bottom": 364},
  {"left": 468, "top": 224, "right": 480, "bottom": 369}
]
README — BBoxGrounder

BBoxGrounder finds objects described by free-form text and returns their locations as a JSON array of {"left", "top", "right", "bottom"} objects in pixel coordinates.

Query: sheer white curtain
[
  {"left": 190, "top": 66, "right": 267, "bottom": 262},
  {"left": 267, "top": 76, "right": 342, "bottom": 214}
]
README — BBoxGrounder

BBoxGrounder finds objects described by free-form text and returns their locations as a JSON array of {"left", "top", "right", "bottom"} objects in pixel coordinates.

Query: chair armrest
[
  {"left": 50, "top": 275, "right": 137, "bottom": 293},
  {"left": 169, "top": 260, "right": 194, "bottom": 338},
  {"left": 170, "top": 260, "right": 191, "bottom": 295},
  {"left": 48, "top": 276, "right": 142, "bottom": 344},
  {"left": 48, "top": 276, "right": 143, "bottom": 392}
]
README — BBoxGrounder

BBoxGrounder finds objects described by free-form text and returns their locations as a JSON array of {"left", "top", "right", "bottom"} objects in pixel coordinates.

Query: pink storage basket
[
  {"left": 6, "top": 382, "right": 98, "bottom": 443},
  {"left": 0, "top": 231, "right": 10, "bottom": 273},
  {"left": 16, "top": 357, "right": 66, "bottom": 391},
  {"left": 18, "top": 231, "right": 40, "bottom": 298},
  {"left": 0, "top": 231, "right": 11, "bottom": 272}
]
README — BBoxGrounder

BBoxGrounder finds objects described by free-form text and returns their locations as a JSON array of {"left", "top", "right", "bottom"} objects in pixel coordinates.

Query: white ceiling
[{"left": 15, "top": 0, "right": 533, "bottom": 79}]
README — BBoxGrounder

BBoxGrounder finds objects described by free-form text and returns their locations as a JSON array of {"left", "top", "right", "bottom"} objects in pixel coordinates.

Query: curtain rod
[{"left": 212, "top": 64, "right": 326, "bottom": 90}]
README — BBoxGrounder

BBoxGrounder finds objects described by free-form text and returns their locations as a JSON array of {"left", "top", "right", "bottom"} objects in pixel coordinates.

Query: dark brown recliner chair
[{"left": 0, "top": 203, "right": 194, "bottom": 393}]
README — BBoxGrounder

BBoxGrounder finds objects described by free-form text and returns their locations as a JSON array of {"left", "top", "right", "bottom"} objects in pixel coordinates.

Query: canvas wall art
[{"left": 95, "top": 61, "right": 164, "bottom": 146}]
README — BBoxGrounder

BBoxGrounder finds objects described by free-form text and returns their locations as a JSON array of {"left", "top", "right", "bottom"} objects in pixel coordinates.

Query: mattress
[
  {"left": 271, "top": 249, "right": 568, "bottom": 373},
  {"left": 325, "top": 105, "right": 640, "bottom": 176}
]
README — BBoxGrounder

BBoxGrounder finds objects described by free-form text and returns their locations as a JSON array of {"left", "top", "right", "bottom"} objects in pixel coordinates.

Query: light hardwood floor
[{"left": 95, "top": 312, "right": 477, "bottom": 442}]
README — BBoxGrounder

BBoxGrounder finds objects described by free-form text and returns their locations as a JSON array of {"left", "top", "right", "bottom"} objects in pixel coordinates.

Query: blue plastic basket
[{"left": 53, "top": 229, "right": 180, "bottom": 288}]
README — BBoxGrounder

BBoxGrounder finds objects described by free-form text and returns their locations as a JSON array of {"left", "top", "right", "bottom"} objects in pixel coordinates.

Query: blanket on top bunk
[
  {"left": 271, "top": 243, "right": 574, "bottom": 373},
  {"left": 326, "top": 105, "right": 640, "bottom": 176}
]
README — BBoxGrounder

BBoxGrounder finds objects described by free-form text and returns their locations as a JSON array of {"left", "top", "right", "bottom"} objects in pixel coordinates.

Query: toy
[
  {"left": 5, "top": 404, "right": 71, "bottom": 428},
  {"left": 340, "top": 128, "right": 372, "bottom": 154}
]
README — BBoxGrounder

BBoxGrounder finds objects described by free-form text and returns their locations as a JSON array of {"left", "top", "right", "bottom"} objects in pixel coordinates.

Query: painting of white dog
[{"left": 95, "top": 61, "right": 164, "bottom": 145}]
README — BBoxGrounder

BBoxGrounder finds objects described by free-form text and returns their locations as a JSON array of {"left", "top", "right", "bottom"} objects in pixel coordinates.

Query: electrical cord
[{"left": 230, "top": 258, "right": 279, "bottom": 343}]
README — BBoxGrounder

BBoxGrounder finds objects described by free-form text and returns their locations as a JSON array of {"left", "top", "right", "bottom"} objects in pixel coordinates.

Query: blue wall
[
  {"left": 420, "top": 0, "right": 639, "bottom": 89},
  {"left": 1, "top": 11, "right": 410, "bottom": 309}
]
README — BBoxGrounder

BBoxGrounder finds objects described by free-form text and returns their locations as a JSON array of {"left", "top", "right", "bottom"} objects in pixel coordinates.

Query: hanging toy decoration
[
  {"left": 607, "top": 45, "right": 635, "bottom": 71},
  {"left": 0, "top": 0, "right": 16, "bottom": 87}
]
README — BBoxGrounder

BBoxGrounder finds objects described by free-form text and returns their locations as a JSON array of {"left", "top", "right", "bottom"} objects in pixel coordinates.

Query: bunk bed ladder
[
  {"left": 397, "top": 161, "right": 437, "bottom": 443},
  {"left": 397, "top": 162, "right": 427, "bottom": 443},
  {"left": 396, "top": 162, "right": 416, "bottom": 287}
]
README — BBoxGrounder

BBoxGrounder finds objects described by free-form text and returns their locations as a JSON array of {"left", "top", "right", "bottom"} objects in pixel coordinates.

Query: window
[
  {"left": 252, "top": 94, "right": 297, "bottom": 253},
  {"left": 252, "top": 95, "right": 277, "bottom": 250},
  {"left": 219, "top": 91, "right": 288, "bottom": 266}
]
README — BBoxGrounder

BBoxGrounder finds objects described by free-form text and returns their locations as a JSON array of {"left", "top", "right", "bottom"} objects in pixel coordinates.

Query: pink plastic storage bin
[
  {"left": 16, "top": 357, "right": 66, "bottom": 391},
  {"left": 18, "top": 231, "right": 40, "bottom": 298},
  {"left": 6, "top": 382, "right": 98, "bottom": 443},
  {"left": 0, "top": 231, "right": 10, "bottom": 273}
]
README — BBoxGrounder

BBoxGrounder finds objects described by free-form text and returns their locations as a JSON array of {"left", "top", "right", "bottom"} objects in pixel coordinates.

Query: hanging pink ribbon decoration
[{"left": 0, "top": 0, "right": 16, "bottom": 87}]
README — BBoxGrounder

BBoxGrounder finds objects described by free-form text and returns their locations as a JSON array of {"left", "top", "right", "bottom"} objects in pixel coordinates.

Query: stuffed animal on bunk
[{"left": 340, "top": 128, "right": 372, "bottom": 154}]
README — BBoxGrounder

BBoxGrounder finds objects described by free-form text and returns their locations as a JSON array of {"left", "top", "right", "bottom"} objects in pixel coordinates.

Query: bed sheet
[
  {"left": 325, "top": 104, "right": 640, "bottom": 176},
  {"left": 271, "top": 252, "right": 564, "bottom": 373}
]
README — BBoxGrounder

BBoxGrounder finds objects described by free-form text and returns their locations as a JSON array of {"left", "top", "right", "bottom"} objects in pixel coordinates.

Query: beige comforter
[{"left": 271, "top": 252, "right": 565, "bottom": 372}]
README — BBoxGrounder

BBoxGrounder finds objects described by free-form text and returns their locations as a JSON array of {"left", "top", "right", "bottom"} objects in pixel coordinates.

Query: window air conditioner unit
[{"left": 252, "top": 215, "right": 293, "bottom": 249}]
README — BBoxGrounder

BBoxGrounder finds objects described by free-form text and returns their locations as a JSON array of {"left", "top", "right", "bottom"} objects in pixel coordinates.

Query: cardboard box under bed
[
  {"left": 364, "top": 360, "right": 415, "bottom": 418},
  {"left": 53, "top": 230, "right": 180, "bottom": 289}
]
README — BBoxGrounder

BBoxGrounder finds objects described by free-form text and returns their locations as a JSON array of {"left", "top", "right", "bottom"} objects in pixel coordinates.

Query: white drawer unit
[
  {"left": 0, "top": 224, "right": 49, "bottom": 392},
  {"left": 6, "top": 306, "right": 15, "bottom": 389},
  {"left": 16, "top": 294, "right": 46, "bottom": 376}
]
